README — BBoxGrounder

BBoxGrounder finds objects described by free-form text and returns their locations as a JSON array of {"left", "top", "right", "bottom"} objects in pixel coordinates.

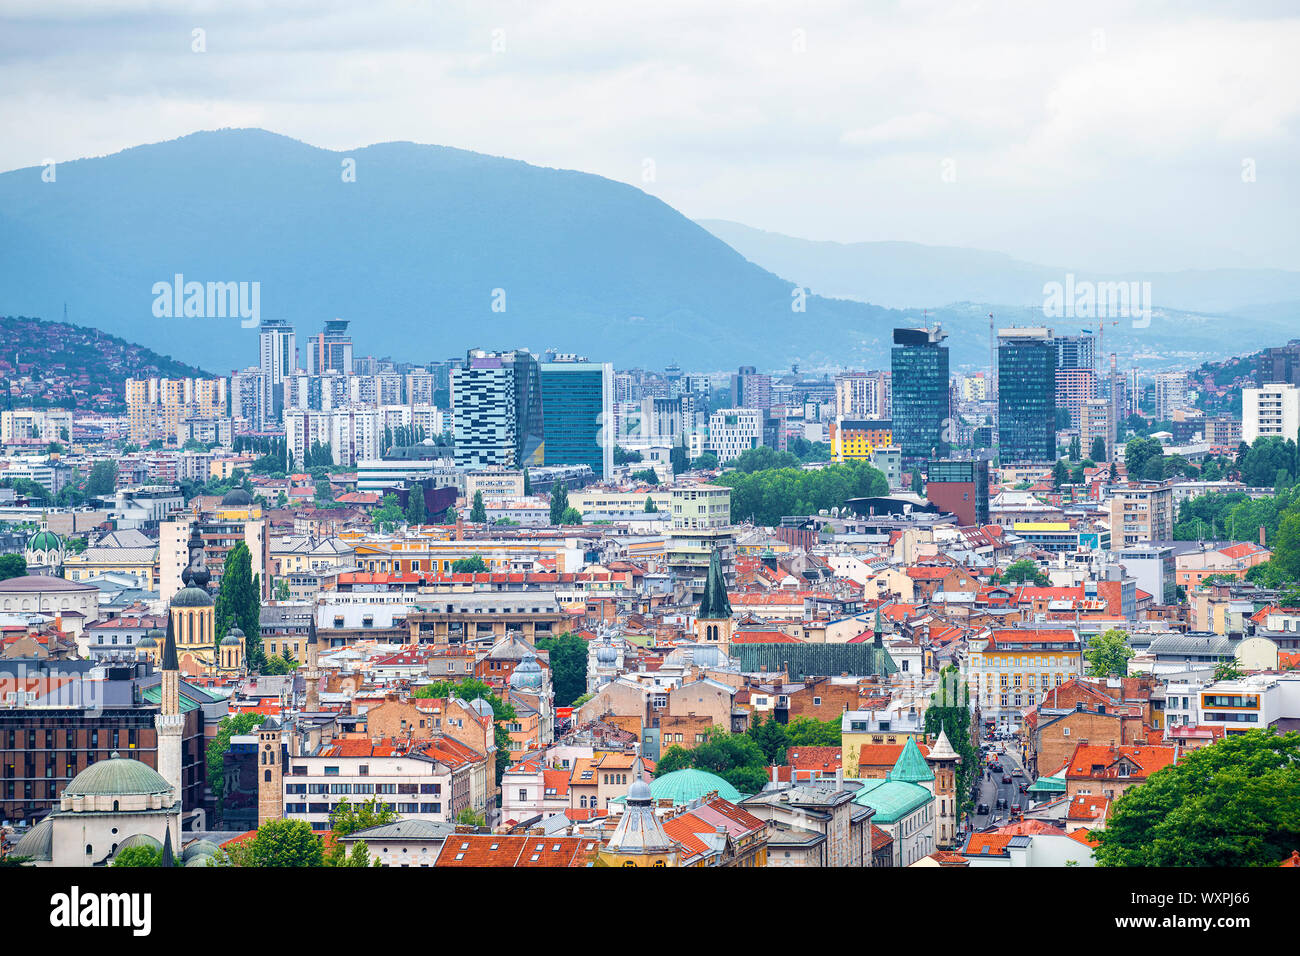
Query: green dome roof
[
  {"left": 171, "top": 586, "right": 213, "bottom": 608},
  {"left": 221, "top": 488, "right": 254, "bottom": 506},
  {"left": 12, "top": 817, "right": 53, "bottom": 861},
  {"left": 886, "top": 736, "right": 935, "bottom": 784},
  {"left": 27, "top": 529, "right": 62, "bottom": 552},
  {"left": 64, "top": 756, "right": 172, "bottom": 797},
  {"left": 113, "top": 833, "right": 163, "bottom": 857},
  {"left": 137, "top": 635, "right": 157, "bottom": 648},
  {"left": 182, "top": 839, "right": 221, "bottom": 861},
  {"left": 647, "top": 768, "right": 742, "bottom": 805}
]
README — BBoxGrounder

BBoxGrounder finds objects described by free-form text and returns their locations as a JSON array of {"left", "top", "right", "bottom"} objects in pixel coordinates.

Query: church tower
[
  {"left": 155, "top": 616, "right": 185, "bottom": 821},
  {"left": 926, "top": 728, "right": 960, "bottom": 847},
  {"left": 169, "top": 521, "right": 217, "bottom": 675},
  {"left": 304, "top": 613, "right": 321, "bottom": 711},
  {"left": 257, "top": 716, "right": 284, "bottom": 827},
  {"left": 693, "top": 548, "right": 734, "bottom": 652}
]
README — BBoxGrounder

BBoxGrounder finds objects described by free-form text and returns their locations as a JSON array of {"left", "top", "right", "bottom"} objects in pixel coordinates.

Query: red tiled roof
[{"left": 435, "top": 835, "right": 598, "bottom": 867}]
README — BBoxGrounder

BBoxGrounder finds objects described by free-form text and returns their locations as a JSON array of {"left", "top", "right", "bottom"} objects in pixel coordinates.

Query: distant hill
[
  {"left": 698, "top": 219, "right": 1300, "bottom": 315},
  {"left": 0, "top": 315, "right": 208, "bottom": 412},
  {"left": 0, "top": 129, "right": 906, "bottom": 374}
]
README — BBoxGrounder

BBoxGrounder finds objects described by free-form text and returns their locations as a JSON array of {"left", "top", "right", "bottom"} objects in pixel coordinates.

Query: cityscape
[{"left": 0, "top": 0, "right": 1294, "bottom": 934}]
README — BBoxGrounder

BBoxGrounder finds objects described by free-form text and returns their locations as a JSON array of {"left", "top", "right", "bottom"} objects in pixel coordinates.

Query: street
[{"left": 968, "top": 740, "right": 1030, "bottom": 832}]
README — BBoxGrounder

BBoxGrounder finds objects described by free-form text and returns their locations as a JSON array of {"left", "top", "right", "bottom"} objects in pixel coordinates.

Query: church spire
[
  {"left": 697, "top": 548, "right": 731, "bottom": 619},
  {"left": 161, "top": 614, "right": 179, "bottom": 675}
]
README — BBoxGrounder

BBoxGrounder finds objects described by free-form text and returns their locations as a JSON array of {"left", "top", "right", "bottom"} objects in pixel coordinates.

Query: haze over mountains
[{"left": 0, "top": 128, "right": 1292, "bottom": 375}]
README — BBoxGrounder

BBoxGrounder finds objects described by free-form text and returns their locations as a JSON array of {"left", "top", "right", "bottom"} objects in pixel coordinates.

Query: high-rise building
[
  {"left": 836, "top": 371, "right": 890, "bottom": 419},
  {"left": 539, "top": 360, "right": 614, "bottom": 478},
  {"left": 1153, "top": 372, "right": 1189, "bottom": 421},
  {"left": 1243, "top": 383, "right": 1300, "bottom": 445},
  {"left": 1050, "top": 334, "right": 1096, "bottom": 374},
  {"left": 1055, "top": 368, "right": 1100, "bottom": 428},
  {"left": 258, "top": 318, "right": 296, "bottom": 423},
  {"left": 707, "top": 408, "right": 763, "bottom": 463},
  {"left": 1257, "top": 341, "right": 1300, "bottom": 386},
  {"left": 1080, "top": 398, "right": 1116, "bottom": 462},
  {"left": 305, "top": 318, "right": 354, "bottom": 375},
  {"left": 451, "top": 353, "right": 519, "bottom": 468},
  {"left": 890, "top": 327, "right": 950, "bottom": 457},
  {"left": 997, "top": 328, "right": 1057, "bottom": 463},
  {"left": 125, "top": 377, "right": 228, "bottom": 445},
  {"left": 733, "top": 366, "right": 773, "bottom": 411}
]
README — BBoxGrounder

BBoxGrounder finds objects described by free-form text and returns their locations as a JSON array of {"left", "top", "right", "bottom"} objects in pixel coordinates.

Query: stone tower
[
  {"left": 256, "top": 716, "right": 284, "bottom": 827},
  {"left": 693, "top": 548, "right": 734, "bottom": 652},
  {"left": 926, "top": 727, "right": 960, "bottom": 848},
  {"left": 155, "top": 616, "right": 185, "bottom": 821},
  {"left": 304, "top": 613, "right": 321, "bottom": 711}
]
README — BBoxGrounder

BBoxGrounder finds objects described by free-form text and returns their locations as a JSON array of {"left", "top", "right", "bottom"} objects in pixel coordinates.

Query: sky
[{"left": 2, "top": 0, "right": 1298, "bottom": 273}]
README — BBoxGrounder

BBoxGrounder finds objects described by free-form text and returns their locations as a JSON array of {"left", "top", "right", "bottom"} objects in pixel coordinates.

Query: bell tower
[
  {"left": 257, "top": 717, "right": 284, "bottom": 827},
  {"left": 693, "top": 548, "right": 734, "bottom": 651}
]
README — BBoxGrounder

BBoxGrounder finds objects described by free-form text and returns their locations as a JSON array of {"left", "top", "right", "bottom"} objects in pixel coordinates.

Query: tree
[
  {"left": 534, "top": 633, "right": 588, "bottom": 707},
  {"left": 925, "top": 665, "right": 978, "bottom": 822},
  {"left": 84, "top": 460, "right": 118, "bottom": 496},
  {"left": 549, "top": 482, "right": 569, "bottom": 525},
  {"left": 1068, "top": 435, "right": 1081, "bottom": 461},
  {"left": 911, "top": 468, "right": 924, "bottom": 495},
  {"left": 653, "top": 728, "right": 769, "bottom": 794},
  {"left": 207, "top": 712, "right": 267, "bottom": 810},
  {"left": 444, "top": 505, "right": 458, "bottom": 524},
  {"left": 1213, "top": 658, "right": 1245, "bottom": 682},
  {"left": 274, "top": 577, "right": 291, "bottom": 601},
  {"left": 261, "top": 650, "right": 299, "bottom": 676},
  {"left": 692, "top": 451, "right": 719, "bottom": 471},
  {"left": 1000, "top": 559, "right": 1049, "bottom": 587},
  {"left": 713, "top": 460, "right": 888, "bottom": 526},
  {"left": 111, "top": 845, "right": 161, "bottom": 867},
  {"left": 523, "top": 469, "right": 532, "bottom": 496},
  {"left": 1125, "top": 436, "right": 1164, "bottom": 479},
  {"left": 456, "top": 807, "right": 487, "bottom": 827},
  {"left": 1090, "top": 436, "right": 1108, "bottom": 462},
  {"left": 406, "top": 487, "right": 427, "bottom": 525},
  {"left": 215, "top": 542, "right": 262, "bottom": 669},
  {"left": 229, "top": 819, "right": 324, "bottom": 867},
  {"left": 323, "top": 797, "right": 396, "bottom": 867},
  {"left": 644, "top": 496, "right": 658, "bottom": 513},
  {"left": 451, "top": 555, "right": 489, "bottom": 574},
  {"left": 558, "top": 506, "right": 583, "bottom": 525},
  {"left": 1051, "top": 459, "right": 1069, "bottom": 489},
  {"left": 469, "top": 491, "right": 487, "bottom": 523},
  {"left": 1096, "top": 729, "right": 1300, "bottom": 867},
  {"left": 614, "top": 446, "right": 643, "bottom": 465},
  {"left": 785, "top": 716, "right": 841, "bottom": 747},
  {"left": 747, "top": 713, "right": 789, "bottom": 765},
  {"left": 371, "top": 493, "right": 404, "bottom": 532},
  {"left": 0, "top": 554, "right": 26, "bottom": 582},
  {"left": 630, "top": 468, "right": 660, "bottom": 484},
  {"left": 1084, "top": 628, "right": 1135, "bottom": 678}
]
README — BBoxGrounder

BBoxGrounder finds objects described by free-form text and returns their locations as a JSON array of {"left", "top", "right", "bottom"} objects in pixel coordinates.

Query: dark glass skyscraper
[
  {"left": 890, "top": 326, "right": 950, "bottom": 457},
  {"left": 998, "top": 328, "right": 1057, "bottom": 462},
  {"left": 540, "top": 360, "right": 613, "bottom": 477}
]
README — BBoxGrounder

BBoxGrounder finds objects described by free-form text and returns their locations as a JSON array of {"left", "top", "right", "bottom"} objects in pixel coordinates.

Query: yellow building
[
  {"left": 160, "top": 523, "right": 245, "bottom": 677},
  {"left": 830, "top": 419, "right": 893, "bottom": 463},
  {"left": 966, "top": 628, "right": 1082, "bottom": 732}
]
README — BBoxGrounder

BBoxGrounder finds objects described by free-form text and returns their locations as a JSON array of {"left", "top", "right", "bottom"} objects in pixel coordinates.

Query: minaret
[
  {"left": 155, "top": 615, "right": 185, "bottom": 821},
  {"left": 304, "top": 611, "right": 321, "bottom": 711}
]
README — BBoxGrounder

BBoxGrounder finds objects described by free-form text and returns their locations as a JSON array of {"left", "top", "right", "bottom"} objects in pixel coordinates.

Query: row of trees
[
  {"left": 714, "top": 460, "right": 889, "bottom": 526},
  {"left": 383, "top": 424, "right": 429, "bottom": 450},
  {"left": 549, "top": 482, "right": 582, "bottom": 525}
]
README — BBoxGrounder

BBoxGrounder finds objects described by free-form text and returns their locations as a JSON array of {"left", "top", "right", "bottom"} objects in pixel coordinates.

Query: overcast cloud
[{"left": 1, "top": 0, "right": 1297, "bottom": 272}]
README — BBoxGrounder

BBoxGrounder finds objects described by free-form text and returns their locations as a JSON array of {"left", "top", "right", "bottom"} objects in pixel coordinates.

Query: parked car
[{"left": 977, "top": 803, "right": 989, "bottom": 815}]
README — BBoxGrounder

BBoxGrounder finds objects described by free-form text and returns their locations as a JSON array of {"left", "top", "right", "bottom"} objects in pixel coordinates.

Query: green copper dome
[
  {"left": 64, "top": 756, "right": 172, "bottom": 797},
  {"left": 171, "top": 586, "right": 214, "bottom": 607},
  {"left": 886, "top": 736, "right": 935, "bottom": 784},
  {"left": 26, "top": 529, "right": 62, "bottom": 552},
  {"left": 646, "top": 768, "right": 742, "bottom": 805}
]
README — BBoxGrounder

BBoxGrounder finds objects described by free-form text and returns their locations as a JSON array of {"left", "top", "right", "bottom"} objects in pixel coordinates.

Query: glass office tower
[
  {"left": 998, "top": 328, "right": 1057, "bottom": 462},
  {"left": 540, "top": 360, "right": 614, "bottom": 478},
  {"left": 890, "top": 327, "right": 950, "bottom": 458}
]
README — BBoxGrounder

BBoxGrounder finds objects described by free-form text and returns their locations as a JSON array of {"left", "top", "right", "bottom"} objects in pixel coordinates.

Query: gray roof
[
  {"left": 12, "top": 817, "right": 53, "bottom": 860},
  {"left": 340, "top": 819, "right": 458, "bottom": 842},
  {"left": 1147, "top": 635, "right": 1236, "bottom": 658}
]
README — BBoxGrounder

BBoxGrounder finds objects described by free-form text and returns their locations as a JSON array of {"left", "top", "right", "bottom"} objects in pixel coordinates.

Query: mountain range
[{"left": 0, "top": 128, "right": 1292, "bottom": 375}]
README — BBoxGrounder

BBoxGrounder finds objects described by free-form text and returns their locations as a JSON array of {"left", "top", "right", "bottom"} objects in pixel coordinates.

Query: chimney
[{"left": 1260, "top": 524, "right": 1266, "bottom": 547}]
